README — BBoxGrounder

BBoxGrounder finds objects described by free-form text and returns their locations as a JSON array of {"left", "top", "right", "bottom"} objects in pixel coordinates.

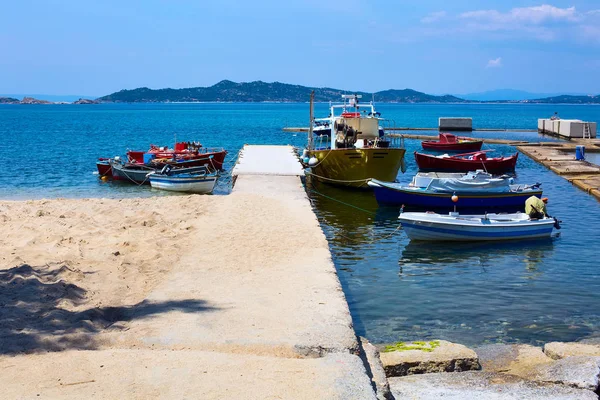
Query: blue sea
[{"left": 2, "top": 102, "right": 600, "bottom": 346}]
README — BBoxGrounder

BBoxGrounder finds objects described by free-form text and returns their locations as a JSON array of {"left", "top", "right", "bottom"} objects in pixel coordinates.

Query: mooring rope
[
  {"left": 307, "top": 188, "right": 403, "bottom": 244},
  {"left": 305, "top": 171, "right": 370, "bottom": 186}
]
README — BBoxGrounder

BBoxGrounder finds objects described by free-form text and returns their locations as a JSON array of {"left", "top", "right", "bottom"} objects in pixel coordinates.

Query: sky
[{"left": 1, "top": 0, "right": 600, "bottom": 96}]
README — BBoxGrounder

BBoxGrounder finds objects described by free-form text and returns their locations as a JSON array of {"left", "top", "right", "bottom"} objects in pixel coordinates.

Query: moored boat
[
  {"left": 148, "top": 165, "right": 218, "bottom": 194},
  {"left": 127, "top": 142, "right": 227, "bottom": 170},
  {"left": 110, "top": 158, "right": 156, "bottom": 184},
  {"left": 304, "top": 94, "right": 406, "bottom": 188},
  {"left": 421, "top": 133, "right": 483, "bottom": 152},
  {"left": 415, "top": 151, "right": 518, "bottom": 174},
  {"left": 368, "top": 171, "right": 542, "bottom": 209},
  {"left": 96, "top": 158, "right": 112, "bottom": 177},
  {"left": 398, "top": 211, "right": 557, "bottom": 241}
]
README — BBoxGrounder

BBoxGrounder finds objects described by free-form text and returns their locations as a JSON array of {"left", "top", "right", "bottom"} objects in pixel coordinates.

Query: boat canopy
[{"left": 412, "top": 170, "right": 512, "bottom": 192}]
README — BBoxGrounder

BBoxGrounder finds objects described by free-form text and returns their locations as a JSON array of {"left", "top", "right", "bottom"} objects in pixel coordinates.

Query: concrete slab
[
  {"left": 1, "top": 350, "right": 377, "bottom": 400},
  {"left": 233, "top": 145, "right": 304, "bottom": 176},
  {"left": 545, "top": 342, "right": 600, "bottom": 359},
  {"left": 102, "top": 175, "right": 360, "bottom": 358},
  {"left": 389, "top": 371, "right": 598, "bottom": 400}
]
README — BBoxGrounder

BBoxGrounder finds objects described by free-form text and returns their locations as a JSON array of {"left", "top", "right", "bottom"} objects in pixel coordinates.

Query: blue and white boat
[
  {"left": 148, "top": 165, "right": 218, "bottom": 194},
  {"left": 398, "top": 211, "right": 557, "bottom": 242},
  {"left": 368, "top": 170, "right": 542, "bottom": 209}
]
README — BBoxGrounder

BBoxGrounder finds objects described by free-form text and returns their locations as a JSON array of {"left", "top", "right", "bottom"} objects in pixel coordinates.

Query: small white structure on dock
[
  {"left": 439, "top": 118, "right": 473, "bottom": 131},
  {"left": 232, "top": 145, "right": 304, "bottom": 176},
  {"left": 538, "top": 119, "right": 597, "bottom": 138}
]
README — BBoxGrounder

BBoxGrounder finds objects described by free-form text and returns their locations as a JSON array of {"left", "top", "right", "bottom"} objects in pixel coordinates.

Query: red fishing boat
[
  {"left": 127, "top": 142, "right": 227, "bottom": 170},
  {"left": 414, "top": 151, "right": 518, "bottom": 174},
  {"left": 421, "top": 133, "right": 483, "bottom": 152}
]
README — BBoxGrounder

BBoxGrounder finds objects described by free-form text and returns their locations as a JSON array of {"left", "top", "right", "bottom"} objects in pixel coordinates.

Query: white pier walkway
[{"left": 232, "top": 145, "right": 304, "bottom": 176}]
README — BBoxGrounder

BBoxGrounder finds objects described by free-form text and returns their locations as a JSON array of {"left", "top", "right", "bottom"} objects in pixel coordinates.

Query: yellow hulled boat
[{"left": 304, "top": 94, "right": 406, "bottom": 188}]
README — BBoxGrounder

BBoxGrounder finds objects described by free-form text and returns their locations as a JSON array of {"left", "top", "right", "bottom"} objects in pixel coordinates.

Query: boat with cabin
[
  {"left": 368, "top": 170, "right": 542, "bottom": 209},
  {"left": 398, "top": 211, "right": 558, "bottom": 241},
  {"left": 303, "top": 94, "right": 406, "bottom": 188}
]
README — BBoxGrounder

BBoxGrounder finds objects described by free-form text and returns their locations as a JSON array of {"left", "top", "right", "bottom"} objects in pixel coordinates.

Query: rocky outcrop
[
  {"left": 73, "top": 98, "right": 99, "bottom": 104},
  {"left": 528, "top": 356, "right": 600, "bottom": 391},
  {"left": 0, "top": 97, "right": 19, "bottom": 104},
  {"left": 545, "top": 341, "right": 600, "bottom": 360},
  {"left": 388, "top": 371, "right": 598, "bottom": 399},
  {"left": 20, "top": 97, "right": 52, "bottom": 104},
  {"left": 476, "top": 344, "right": 554, "bottom": 375},
  {"left": 379, "top": 340, "right": 480, "bottom": 377}
]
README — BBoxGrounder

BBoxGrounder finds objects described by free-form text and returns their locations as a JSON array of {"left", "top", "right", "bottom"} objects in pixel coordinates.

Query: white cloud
[
  {"left": 486, "top": 57, "right": 503, "bottom": 68},
  {"left": 421, "top": 11, "right": 446, "bottom": 24},
  {"left": 461, "top": 5, "right": 577, "bottom": 25}
]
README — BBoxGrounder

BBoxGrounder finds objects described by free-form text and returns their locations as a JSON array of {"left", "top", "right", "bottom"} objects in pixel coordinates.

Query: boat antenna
[{"left": 308, "top": 91, "right": 314, "bottom": 150}]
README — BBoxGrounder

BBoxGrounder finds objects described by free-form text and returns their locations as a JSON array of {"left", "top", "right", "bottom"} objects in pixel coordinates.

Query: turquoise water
[{"left": 2, "top": 102, "right": 600, "bottom": 346}]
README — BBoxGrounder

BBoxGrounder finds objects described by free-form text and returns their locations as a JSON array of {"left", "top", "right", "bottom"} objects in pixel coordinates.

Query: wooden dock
[{"left": 517, "top": 142, "right": 600, "bottom": 201}]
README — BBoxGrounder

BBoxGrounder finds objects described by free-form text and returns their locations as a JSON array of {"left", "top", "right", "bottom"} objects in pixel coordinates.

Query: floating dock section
[
  {"left": 538, "top": 119, "right": 597, "bottom": 139},
  {"left": 439, "top": 117, "right": 473, "bottom": 131}
]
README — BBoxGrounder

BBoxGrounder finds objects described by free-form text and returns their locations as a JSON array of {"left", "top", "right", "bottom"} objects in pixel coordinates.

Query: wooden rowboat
[
  {"left": 414, "top": 151, "right": 518, "bottom": 174},
  {"left": 421, "top": 133, "right": 483, "bottom": 152}
]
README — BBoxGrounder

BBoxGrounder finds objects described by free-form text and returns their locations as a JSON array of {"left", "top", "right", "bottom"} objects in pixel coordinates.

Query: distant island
[
  {"left": 0, "top": 96, "right": 99, "bottom": 105},
  {"left": 2, "top": 81, "right": 599, "bottom": 104},
  {"left": 97, "top": 81, "right": 600, "bottom": 104}
]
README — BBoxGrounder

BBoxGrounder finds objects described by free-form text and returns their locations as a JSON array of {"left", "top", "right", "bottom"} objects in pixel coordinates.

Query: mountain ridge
[{"left": 97, "top": 80, "right": 467, "bottom": 103}]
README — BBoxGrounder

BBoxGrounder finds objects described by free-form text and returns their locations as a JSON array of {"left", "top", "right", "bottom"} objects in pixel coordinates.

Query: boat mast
[{"left": 308, "top": 91, "right": 314, "bottom": 150}]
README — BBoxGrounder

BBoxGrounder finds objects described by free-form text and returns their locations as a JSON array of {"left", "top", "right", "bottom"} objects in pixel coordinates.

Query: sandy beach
[{"left": 0, "top": 176, "right": 375, "bottom": 399}]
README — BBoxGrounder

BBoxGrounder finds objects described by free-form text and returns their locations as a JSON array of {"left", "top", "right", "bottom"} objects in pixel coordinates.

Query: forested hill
[
  {"left": 524, "top": 95, "right": 600, "bottom": 104},
  {"left": 97, "top": 80, "right": 468, "bottom": 103}
]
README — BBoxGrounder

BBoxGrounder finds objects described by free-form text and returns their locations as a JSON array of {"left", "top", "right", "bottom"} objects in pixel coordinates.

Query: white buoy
[{"left": 308, "top": 157, "right": 318, "bottom": 166}]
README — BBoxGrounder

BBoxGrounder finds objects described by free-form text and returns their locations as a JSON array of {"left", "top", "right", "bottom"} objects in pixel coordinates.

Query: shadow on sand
[{"left": 0, "top": 263, "right": 217, "bottom": 355}]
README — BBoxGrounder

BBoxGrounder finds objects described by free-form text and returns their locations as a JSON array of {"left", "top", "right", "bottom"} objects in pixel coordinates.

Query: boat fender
[
  {"left": 302, "top": 149, "right": 308, "bottom": 158},
  {"left": 303, "top": 157, "right": 310, "bottom": 164},
  {"left": 308, "top": 157, "right": 318, "bottom": 166}
]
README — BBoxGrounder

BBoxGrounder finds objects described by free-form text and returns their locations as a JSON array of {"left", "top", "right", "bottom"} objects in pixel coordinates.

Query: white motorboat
[{"left": 398, "top": 211, "right": 558, "bottom": 241}]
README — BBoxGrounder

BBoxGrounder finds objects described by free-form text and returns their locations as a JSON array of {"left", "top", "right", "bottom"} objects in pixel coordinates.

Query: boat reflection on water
[
  {"left": 398, "top": 238, "right": 557, "bottom": 278},
  {"left": 304, "top": 176, "right": 399, "bottom": 250}
]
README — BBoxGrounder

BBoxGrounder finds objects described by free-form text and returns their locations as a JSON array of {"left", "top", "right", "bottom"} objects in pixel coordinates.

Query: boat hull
[
  {"left": 149, "top": 150, "right": 227, "bottom": 170},
  {"left": 415, "top": 151, "right": 518, "bottom": 174},
  {"left": 308, "top": 148, "right": 406, "bottom": 188},
  {"left": 399, "top": 212, "right": 555, "bottom": 241},
  {"left": 421, "top": 141, "right": 483, "bottom": 152},
  {"left": 111, "top": 162, "right": 155, "bottom": 184},
  {"left": 369, "top": 181, "right": 542, "bottom": 209},
  {"left": 96, "top": 159, "right": 112, "bottom": 177},
  {"left": 149, "top": 175, "right": 217, "bottom": 194}
]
